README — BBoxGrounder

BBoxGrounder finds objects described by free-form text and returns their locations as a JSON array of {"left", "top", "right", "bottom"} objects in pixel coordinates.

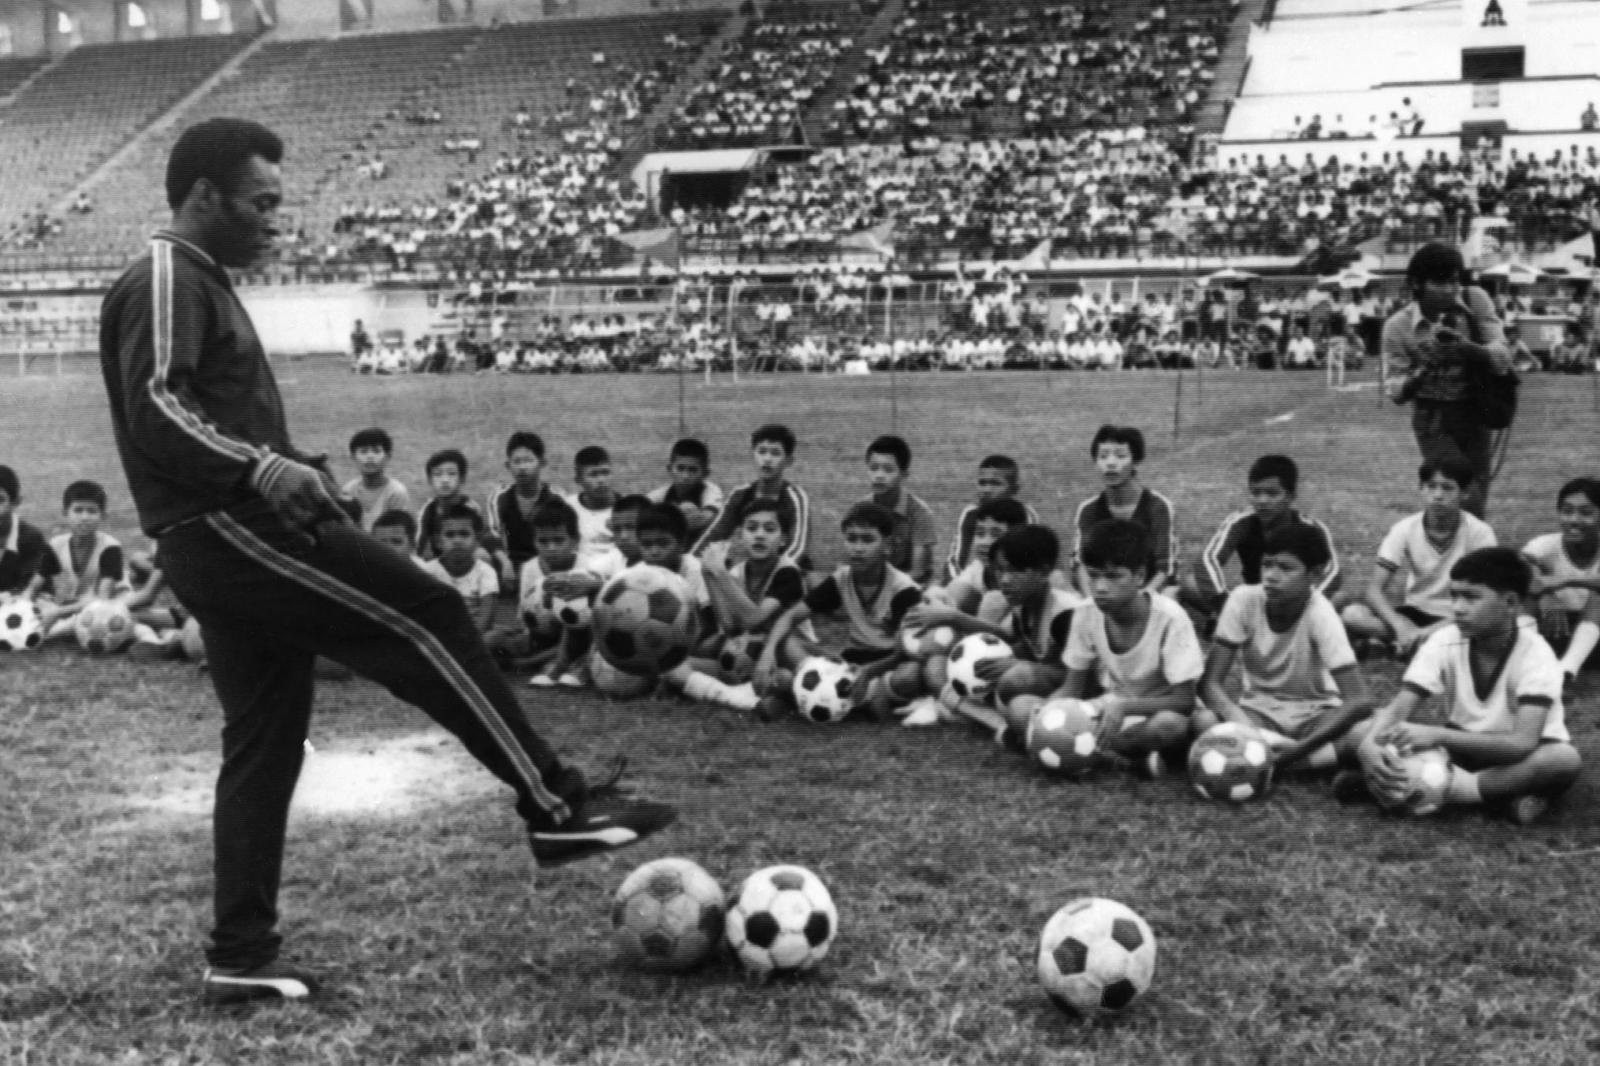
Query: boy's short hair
[
  {"left": 751, "top": 423, "right": 797, "bottom": 456},
  {"left": 1557, "top": 477, "right": 1600, "bottom": 510},
  {"left": 349, "top": 427, "right": 394, "bottom": 455},
  {"left": 0, "top": 465, "right": 19, "bottom": 502},
  {"left": 739, "top": 496, "right": 787, "bottom": 530},
  {"left": 1450, "top": 546, "right": 1531, "bottom": 598},
  {"left": 1089, "top": 424, "right": 1146, "bottom": 463},
  {"left": 63, "top": 480, "right": 108, "bottom": 512},
  {"left": 372, "top": 508, "right": 417, "bottom": 540},
  {"left": 637, "top": 503, "right": 690, "bottom": 546},
  {"left": 841, "top": 501, "right": 895, "bottom": 538},
  {"left": 611, "top": 494, "right": 652, "bottom": 519},
  {"left": 993, "top": 525, "right": 1060, "bottom": 572},
  {"left": 425, "top": 448, "right": 468, "bottom": 480},
  {"left": 574, "top": 445, "right": 610, "bottom": 471},
  {"left": 531, "top": 499, "right": 580, "bottom": 538},
  {"left": 505, "top": 431, "right": 546, "bottom": 460},
  {"left": 973, "top": 497, "right": 1029, "bottom": 528},
  {"left": 1079, "top": 518, "right": 1151, "bottom": 575},
  {"left": 1418, "top": 456, "right": 1476, "bottom": 490},
  {"left": 1248, "top": 454, "right": 1299, "bottom": 495},
  {"left": 866, "top": 434, "right": 912, "bottom": 472},
  {"left": 438, "top": 502, "right": 484, "bottom": 534},
  {"left": 669, "top": 438, "right": 710, "bottom": 468},
  {"left": 1261, "top": 524, "right": 1331, "bottom": 572},
  {"left": 979, "top": 454, "right": 1021, "bottom": 487}
]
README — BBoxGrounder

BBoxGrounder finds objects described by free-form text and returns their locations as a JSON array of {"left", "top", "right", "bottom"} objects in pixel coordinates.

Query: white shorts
[{"left": 1237, "top": 695, "right": 1342, "bottom": 740}]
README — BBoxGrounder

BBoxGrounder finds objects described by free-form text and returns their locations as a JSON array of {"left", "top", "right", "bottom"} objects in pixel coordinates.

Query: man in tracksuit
[{"left": 99, "top": 118, "right": 675, "bottom": 1006}]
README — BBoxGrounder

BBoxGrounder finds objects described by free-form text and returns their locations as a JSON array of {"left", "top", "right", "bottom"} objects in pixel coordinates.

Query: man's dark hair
[
  {"left": 62, "top": 480, "right": 108, "bottom": 512},
  {"left": 438, "top": 502, "right": 484, "bottom": 535},
  {"left": 841, "top": 501, "right": 896, "bottom": 538},
  {"left": 668, "top": 438, "right": 710, "bottom": 468},
  {"left": 1090, "top": 424, "right": 1146, "bottom": 464},
  {"left": 506, "top": 431, "right": 546, "bottom": 460},
  {"left": 166, "top": 118, "right": 284, "bottom": 210},
  {"left": 866, "top": 434, "right": 913, "bottom": 472},
  {"left": 638, "top": 503, "right": 690, "bottom": 546},
  {"left": 973, "top": 497, "right": 1029, "bottom": 528},
  {"left": 993, "top": 525, "right": 1060, "bottom": 572},
  {"left": 1248, "top": 454, "right": 1299, "bottom": 495},
  {"left": 349, "top": 427, "right": 393, "bottom": 455},
  {"left": 1406, "top": 242, "right": 1465, "bottom": 289},
  {"left": 1419, "top": 456, "right": 1476, "bottom": 490},
  {"left": 574, "top": 445, "right": 610, "bottom": 471},
  {"left": 425, "top": 448, "right": 468, "bottom": 480},
  {"left": 1261, "top": 524, "right": 1332, "bottom": 572},
  {"left": 372, "top": 508, "right": 417, "bottom": 540},
  {"left": 1450, "top": 547, "right": 1532, "bottom": 598},
  {"left": 531, "top": 499, "right": 580, "bottom": 538},
  {"left": 751, "top": 423, "right": 797, "bottom": 456},
  {"left": 1079, "top": 518, "right": 1152, "bottom": 575}
]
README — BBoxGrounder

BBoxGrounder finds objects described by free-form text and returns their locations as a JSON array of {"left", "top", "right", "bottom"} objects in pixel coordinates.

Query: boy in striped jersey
[
  {"left": 693, "top": 424, "right": 811, "bottom": 570},
  {"left": 1182, "top": 454, "right": 1340, "bottom": 634}
]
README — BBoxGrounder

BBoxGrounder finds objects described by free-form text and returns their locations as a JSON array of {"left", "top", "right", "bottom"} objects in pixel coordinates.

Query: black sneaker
[
  {"left": 529, "top": 761, "right": 676, "bottom": 867},
  {"left": 202, "top": 960, "right": 320, "bottom": 1005},
  {"left": 1332, "top": 769, "right": 1371, "bottom": 805}
]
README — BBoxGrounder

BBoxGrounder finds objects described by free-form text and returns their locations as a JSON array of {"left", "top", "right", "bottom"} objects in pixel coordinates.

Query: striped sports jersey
[
  {"left": 729, "top": 555, "right": 806, "bottom": 611},
  {"left": 647, "top": 480, "right": 725, "bottom": 525},
  {"left": 945, "top": 500, "right": 1040, "bottom": 581},
  {"left": 693, "top": 479, "right": 811, "bottom": 567},
  {"left": 1198, "top": 508, "right": 1341, "bottom": 597},
  {"left": 1073, "top": 488, "right": 1177, "bottom": 580},
  {"left": 40, "top": 531, "right": 127, "bottom": 602},
  {"left": 485, "top": 482, "right": 560, "bottom": 572},
  {"left": 804, "top": 563, "right": 922, "bottom": 655}
]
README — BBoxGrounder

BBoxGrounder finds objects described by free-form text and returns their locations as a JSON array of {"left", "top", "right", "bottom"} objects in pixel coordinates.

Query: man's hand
[{"left": 253, "top": 455, "right": 353, "bottom": 534}]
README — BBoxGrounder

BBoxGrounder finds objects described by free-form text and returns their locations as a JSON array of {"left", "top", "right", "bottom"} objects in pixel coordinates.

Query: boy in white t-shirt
[
  {"left": 1049, "top": 518, "right": 1204, "bottom": 778},
  {"left": 1356, "top": 548, "right": 1582, "bottom": 824},
  {"left": 421, "top": 504, "right": 499, "bottom": 633},
  {"left": 566, "top": 445, "right": 622, "bottom": 565},
  {"left": 1341, "top": 458, "right": 1496, "bottom": 657},
  {"left": 501, "top": 499, "right": 622, "bottom": 688},
  {"left": 1523, "top": 477, "right": 1600, "bottom": 682},
  {"left": 1196, "top": 525, "right": 1376, "bottom": 773}
]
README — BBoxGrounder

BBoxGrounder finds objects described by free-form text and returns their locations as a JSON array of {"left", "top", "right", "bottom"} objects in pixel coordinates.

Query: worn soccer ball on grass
[
  {"left": 73, "top": 598, "right": 135, "bottom": 655},
  {"left": 1037, "top": 897, "right": 1157, "bottom": 1018},
  {"left": 546, "top": 591, "right": 593, "bottom": 628},
  {"left": 717, "top": 632, "right": 766, "bottom": 684},
  {"left": 592, "top": 566, "right": 699, "bottom": 677},
  {"left": 900, "top": 623, "right": 956, "bottom": 659},
  {"left": 612, "top": 857, "right": 726, "bottom": 973},
  {"left": 1026, "top": 698, "right": 1102, "bottom": 775},
  {"left": 0, "top": 596, "right": 43, "bottom": 652},
  {"left": 725, "top": 864, "right": 837, "bottom": 976},
  {"left": 792, "top": 656, "right": 857, "bottom": 723},
  {"left": 946, "top": 632, "right": 1014, "bottom": 700},
  {"left": 1371, "top": 744, "right": 1451, "bottom": 816},
  {"left": 1188, "top": 722, "right": 1276, "bottom": 802}
]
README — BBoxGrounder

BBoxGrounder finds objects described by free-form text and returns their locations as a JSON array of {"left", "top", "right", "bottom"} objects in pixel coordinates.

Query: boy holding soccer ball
[
  {"left": 1048, "top": 518, "right": 1203, "bottom": 778},
  {"left": 1194, "top": 525, "right": 1376, "bottom": 773},
  {"left": 1355, "top": 547, "right": 1581, "bottom": 824},
  {"left": 700, "top": 497, "right": 807, "bottom": 663}
]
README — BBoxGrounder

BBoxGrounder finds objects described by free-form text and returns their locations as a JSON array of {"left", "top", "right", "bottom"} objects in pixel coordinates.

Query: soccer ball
[
  {"left": 179, "top": 616, "right": 207, "bottom": 662},
  {"left": 1026, "top": 698, "right": 1103, "bottom": 775},
  {"left": 717, "top": 632, "right": 766, "bottom": 684},
  {"left": 900, "top": 624, "right": 956, "bottom": 659},
  {"left": 946, "top": 633, "right": 1013, "bottom": 700},
  {"left": 725, "top": 864, "right": 837, "bottom": 975},
  {"left": 611, "top": 857, "right": 726, "bottom": 973},
  {"left": 792, "top": 656, "right": 856, "bottom": 723},
  {"left": 73, "top": 598, "right": 135, "bottom": 655},
  {"left": 547, "top": 592, "right": 593, "bottom": 628},
  {"left": 1188, "top": 722, "right": 1275, "bottom": 802},
  {"left": 590, "top": 651, "right": 654, "bottom": 699},
  {"left": 1372, "top": 745, "right": 1451, "bottom": 816},
  {"left": 0, "top": 597, "right": 42, "bottom": 651},
  {"left": 592, "top": 566, "right": 699, "bottom": 677},
  {"left": 1037, "top": 897, "right": 1157, "bottom": 1018}
]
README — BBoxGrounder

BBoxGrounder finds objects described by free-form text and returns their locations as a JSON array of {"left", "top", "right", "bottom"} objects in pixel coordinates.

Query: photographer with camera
[{"left": 1382, "top": 242, "right": 1517, "bottom": 518}]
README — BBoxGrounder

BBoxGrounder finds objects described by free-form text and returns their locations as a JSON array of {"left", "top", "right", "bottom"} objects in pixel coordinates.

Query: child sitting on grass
[
  {"left": 861, "top": 434, "right": 938, "bottom": 586},
  {"left": 1522, "top": 477, "right": 1600, "bottom": 685},
  {"left": 372, "top": 508, "right": 427, "bottom": 566},
  {"left": 33, "top": 480, "right": 128, "bottom": 642},
  {"left": 342, "top": 427, "right": 411, "bottom": 532},
  {"left": 416, "top": 449, "right": 484, "bottom": 561},
  {"left": 694, "top": 424, "right": 811, "bottom": 569},
  {"left": 0, "top": 465, "right": 47, "bottom": 596},
  {"left": 1072, "top": 426, "right": 1176, "bottom": 597},
  {"left": 944, "top": 455, "right": 1039, "bottom": 582},
  {"left": 700, "top": 498, "right": 807, "bottom": 683},
  {"left": 647, "top": 438, "right": 723, "bottom": 543},
  {"left": 498, "top": 499, "right": 622, "bottom": 688},
  {"left": 421, "top": 504, "right": 499, "bottom": 634}
]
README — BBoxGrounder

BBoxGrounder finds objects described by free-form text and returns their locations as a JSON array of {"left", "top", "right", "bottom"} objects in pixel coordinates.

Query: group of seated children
[{"left": 4, "top": 418, "right": 1595, "bottom": 826}]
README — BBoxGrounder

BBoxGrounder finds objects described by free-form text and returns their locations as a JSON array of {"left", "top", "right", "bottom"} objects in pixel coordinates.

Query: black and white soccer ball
[
  {"left": 592, "top": 566, "right": 698, "bottom": 677},
  {"left": 546, "top": 591, "right": 594, "bottom": 629},
  {"left": 1188, "top": 722, "right": 1275, "bottom": 802},
  {"left": 717, "top": 632, "right": 766, "bottom": 684},
  {"left": 0, "top": 596, "right": 42, "bottom": 652},
  {"left": 725, "top": 864, "right": 837, "bottom": 975},
  {"left": 792, "top": 656, "right": 856, "bottom": 723},
  {"left": 612, "top": 857, "right": 726, "bottom": 973},
  {"left": 73, "top": 598, "right": 135, "bottom": 655},
  {"left": 1371, "top": 744, "right": 1451, "bottom": 816},
  {"left": 945, "top": 632, "right": 1014, "bottom": 700},
  {"left": 1026, "top": 697, "right": 1102, "bottom": 775},
  {"left": 1037, "top": 897, "right": 1157, "bottom": 1018},
  {"left": 899, "top": 623, "right": 956, "bottom": 659}
]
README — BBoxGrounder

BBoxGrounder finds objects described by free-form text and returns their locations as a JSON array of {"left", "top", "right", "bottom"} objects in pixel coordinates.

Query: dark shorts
[{"left": 1396, "top": 605, "right": 1444, "bottom": 628}]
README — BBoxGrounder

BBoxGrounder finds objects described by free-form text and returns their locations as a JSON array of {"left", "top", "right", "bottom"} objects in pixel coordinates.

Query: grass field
[{"left": 4, "top": 363, "right": 1600, "bottom": 1065}]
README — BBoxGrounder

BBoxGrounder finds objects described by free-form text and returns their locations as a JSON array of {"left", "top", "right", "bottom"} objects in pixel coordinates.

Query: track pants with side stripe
[{"left": 160, "top": 501, "right": 584, "bottom": 970}]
